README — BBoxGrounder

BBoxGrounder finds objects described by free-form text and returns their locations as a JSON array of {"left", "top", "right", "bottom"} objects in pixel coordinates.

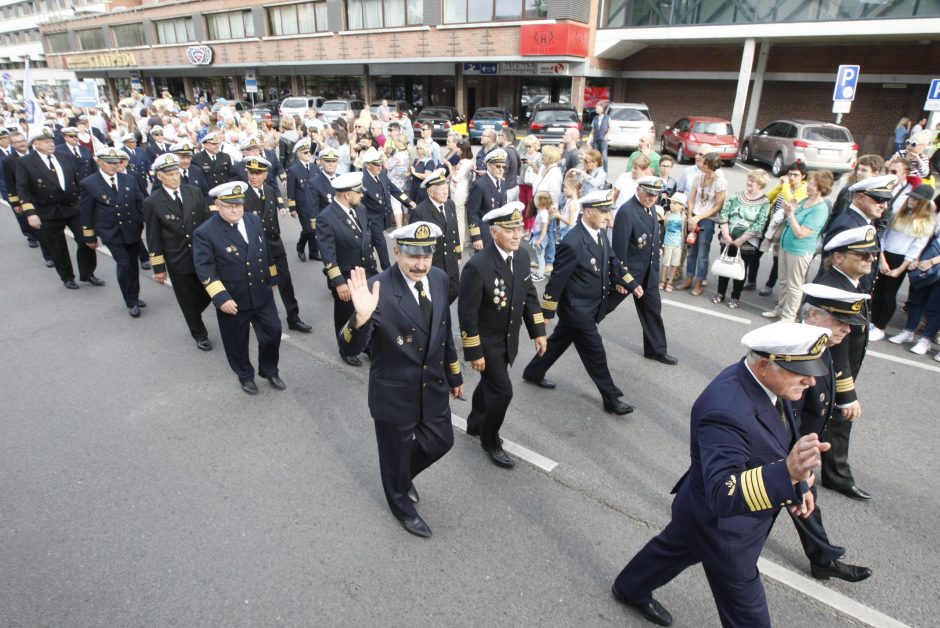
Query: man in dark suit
[
  {"left": 242, "top": 156, "right": 311, "bottom": 334},
  {"left": 3, "top": 130, "right": 48, "bottom": 256},
  {"left": 79, "top": 148, "right": 148, "bottom": 316},
  {"left": 144, "top": 152, "right": 214, "bottom": 351},
  {"left": 612, "top": 322, "right": 832, "bottom": 628},
  {"left": 232, "top": 136, "right": 285, "bottom": 189},
  {"left": 285, "top": 138, "right": 319, "bottom": 262},
  {"left": 145, "top": 125, "right": 170, "bottom": 163},
  {"left": 521, "top": 189, "right": 634, "bottom": 415},
  {"left": 168, "top": 140, "right": 210, "bottom": 200},
  {"left": 610, "top": 176, "right": 677, "bottom": 365},
  {"left": 316, "top": 172, "right": 378, "bottom": 366},
  {"left": 191, "top": 132, "right": 232, "bottom": 190},
  {"left": 409, "top": 167, "right": 462, "bottom": 303},
  {"left": 194, "top": 182, "right": 285, "bottom": 395},
  {"left": 17, "top": 127, "right": 103, "bottom": 289},
  {"left": 55, "top": 127, "right": 96, "bottom": 181},
  {"left": 792, "top": 284, "right": 873, "bottom": 583},
  {"left": 308, "top": 146, "right": 341, "bottom": 227},
  {"left": 120, "top": 134, "right": 152, "bottom": 183},
  {"left": 467, "top": 148, "right": 507, "bottom": 252},
  {"left": 815, "top": 226, "right": 880, "bottom": 500},
  {"left": 360, "top": 147, "right": 415, "bottom": 270},
  {"left": 459, "top": 202, "right": 546, "bottom": 468},
  {"left": 340, "top": 221, "right": 464, "bottom": 538}
]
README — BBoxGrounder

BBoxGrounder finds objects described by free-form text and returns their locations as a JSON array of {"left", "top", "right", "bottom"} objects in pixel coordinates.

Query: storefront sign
[
  {"left": 500, "top": 62, "right": 538, "bottom": 76},
  {"left": 537, "top": 63, "right": 569, "bottom": 76},
  {"left": 187, "top": 46, "right": 213, "bottom": 66},
  {"left": 65, "top": 52, "right": 138, "bottom": 70},
  {"left": 463, "top": 63, "right": 498, "bottom": 76},
  {"left": 520, "top": 23, "right": 589, "bottom": 58}
]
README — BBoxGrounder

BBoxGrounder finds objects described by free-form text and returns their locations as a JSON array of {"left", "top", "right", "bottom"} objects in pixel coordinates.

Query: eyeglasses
[
  {"left": 848, "top": 252, "right": 876, "bottom": 260},
  {"left": 491, "top": 164, "right": 506, "bottom": 169},
  {"left": 298, "top": 150, "right": 310, "bottom": 154}
]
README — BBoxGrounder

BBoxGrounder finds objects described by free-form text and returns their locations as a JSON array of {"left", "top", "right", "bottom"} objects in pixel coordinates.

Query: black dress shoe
[
  {"left": 611, "top": 586, "right": 673, "bottom": 626},
  {"left": 823, "top": 482, "right": 872, "bottom": 500},
  {"left": 195, "top": 338, "right": 213, "bottom": 352},
  {"left": 141, "top": 261, "right": 152, "bottom": 270},
  {"left": 466, "top": 424, "right": 480, "bottom": 437},
  {"left": 311, "top": 252, "right": 322, "bottom": 261},
  {"left": 343, "top": 354, "right": 362, "bottom": 367},
  {"left": 297, "top": 250, "right": 307, "bottom": 262},
  {"left": 644, "top": 353, "right": 678, "bottom": 365},
  {"left": 27, "top": 239, "right": 39, "bottom": 248},
  {"left": 45, "top": 259, "right": 55, "bottom": 268},
  {"left": 811, "top": 560, "right": 872, "bottom": 582},
  {"left": 241, "top": 379, "right": 258, "bottom": 395},
  {"left": 137, "top": 300, "right": 147, "bottom": 308},
  {"left": 523, "top": 376, "right": 556, "bottom": 389},
  {"left": 408, "top": 483, "right": 419, "bottom": 504},
  {"left": 288, "top": 320, "right": 313, "bottom": 333},
  {"left": 603, "top": 398, "right": 635, "bottom": 416},
  {"left": 398, "top": 514, "right": 432, "bottom": 538},
  {"left": 81, "top": 275, "right": 106, "bottom": 286},
  {"left": 267, "top": 376, "right": 287, "bottom": 390},
  {"left": 128, "top": 305, "right": 141, "bottom": 318},
  {"left": 63, "top": 280, "right": 79, "bottom": 290},
  {"left": 484, "top": 445, "right": 515, "bottom": 468}
]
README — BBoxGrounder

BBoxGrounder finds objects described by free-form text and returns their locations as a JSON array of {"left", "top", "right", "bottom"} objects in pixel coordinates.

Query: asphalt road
[{"left": 1, "top": 154, "right": 936, "bottom": 627}]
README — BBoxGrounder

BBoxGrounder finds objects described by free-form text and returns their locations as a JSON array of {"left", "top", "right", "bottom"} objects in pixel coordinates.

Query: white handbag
[{"left": 711, "top": 246, "right": 746, "bottom": 281}]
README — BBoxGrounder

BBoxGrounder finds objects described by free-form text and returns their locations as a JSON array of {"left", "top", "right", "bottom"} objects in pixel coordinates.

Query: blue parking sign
[
  {"left": 833, "top": 65, "right": 860, "bottom": 102},
  {"left": 925, "top": 78, "right": 940, "bottom": 111}
]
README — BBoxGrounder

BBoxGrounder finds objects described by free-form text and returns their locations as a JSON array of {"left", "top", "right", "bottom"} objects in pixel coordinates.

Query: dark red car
[{"left": 660, "top": 116, "right": 738, "bottom": 166}]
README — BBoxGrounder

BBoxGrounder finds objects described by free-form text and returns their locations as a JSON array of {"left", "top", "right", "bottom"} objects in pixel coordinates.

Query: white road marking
[
  {"left": 758, "top": 557, "right": 912, "bottom": 628},
  {"left": 663, "top": 298, "right": 753, "bottom": 325},
  {"left": 866, "top": 349, "right": 940, "bottom": 374},
  {"left": 734, "top": 162, "right": 760, "bottom": 173},
  {"left": 451, "top": 413, "right": 559, "bottom": 473}
]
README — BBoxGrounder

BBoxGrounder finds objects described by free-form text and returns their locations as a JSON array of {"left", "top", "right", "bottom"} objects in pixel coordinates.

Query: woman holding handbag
[{"left": 711, "top": 170, "right": 771, "bottom": 309}]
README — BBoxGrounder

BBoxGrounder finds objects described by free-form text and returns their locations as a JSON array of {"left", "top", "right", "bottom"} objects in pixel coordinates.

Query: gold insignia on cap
[
  {"left": 851, "top": 300, "right": 862, "bottom": 312},
  {"left": 166, "top": 155, "right": 177, "bottom": 164},
  {"left": 511, "top": 210, "right": 522, "bottom": 222},
  {"left": 109, "top": 149, "right": 117, "bottom": 156},
  {"left": 232, "top": 185, "right": 242, "bottom": 194},
  {"left": 865, "top": 226, "right": 876, "bottom": 241},
  {"left": 811, "top": 334, "right": 828, "bottom": 356},
  {"left": 415, "top": 224, "right": 431, "bottom": 239}
]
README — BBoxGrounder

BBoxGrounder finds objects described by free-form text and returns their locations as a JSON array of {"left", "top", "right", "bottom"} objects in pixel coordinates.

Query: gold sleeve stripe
[
  {"left": 327, "top": 267, "right": 342, "bottom": 279},
  {"left": 454, "top": 245, "right": 463, "bottom": 254},
  {"left": 752, "top": 467, "right": 772, "bottom": 510},
  {"left": 461, "top": 335, "right": 481, "bottom": 348},
  {"left": 624, "top": 273, "right": 635, "bottom": 283},
  {"left": 8, "top": 195, "right": 18, "bottom": 202},
  {"left": 309, "top": 219, "right": 316, "bottom": 229},
  {"left": 83, "top": 228, "right": 96, "bottom": 237},
  {"left": 533, "top": 312, "right": 545, "bottom": 324},
  {"left": 269, "top": 265, "right": 277, "bottom": 277},
  {"left": 540, "top": 299, "right": 557, "bottom": 311},
  {"left": 277, "top": 197, "right": 284, "bottom": 204},
  {"left": 469, "top": 226, "right": 481, "bottom": 236},
  {"left": 342, "top": 324, "right": 353, "bottom": 343},
  {"left": 449, "top": 361, "right": 461, "bottom": 375},
  {"left": 835, "top": 377, "right": 855, "bottom": 392},
  {"left": 21, "top": 202, "right": 34, "bottom": 210},
  {"left": 209, "top": 204, "right": 218, "bottom": 212},
  {"left": 741, "top": 467, "right": 772, "bottom": 512},
  {"left": 740, "top": 469, "right": 759, "bottom": 512},
  {"left": 288, "top": 199, "right": 296, "bottom": 207},
  {"left": 206, "top": 280, "right": 226, "bottom": 298},
  {"left": 149, "top": 254, "right": 166, "bottom": 265}
]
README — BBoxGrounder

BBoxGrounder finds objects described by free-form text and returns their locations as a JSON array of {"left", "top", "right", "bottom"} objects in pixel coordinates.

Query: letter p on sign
[{"left": 833, "top": 65, "right": 860, "bottom": 102}]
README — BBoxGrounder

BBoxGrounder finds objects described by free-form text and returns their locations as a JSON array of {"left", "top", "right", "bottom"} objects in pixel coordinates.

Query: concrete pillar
[
  {"left": 742, "top": 42, "right": 771, "bottom": 142},
  {"left": 182, "top": 75, "right": 194, "bottom": 102},
  {"left": 455, "top": 63, "right": 465, "bottom": 116},
  {"left": 731, "top": 38, "right": 756, "bottom": 144},
  {"left": 290, "top": 75, "right": 301, "bottom": 97},
  {"left": 571, "top": 74, "right": 586, "bottom": 113}
]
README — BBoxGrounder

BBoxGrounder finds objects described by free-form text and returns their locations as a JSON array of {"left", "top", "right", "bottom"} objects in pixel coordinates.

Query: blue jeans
[
  {"left": 545, "top": 219, "right": 558, "bottom": 266},
  {"left": 685, "top": 218, "right": 715, "bottom": 281},
  {"left": 593, "top": 139, "right": 609, "bottom": 171}
]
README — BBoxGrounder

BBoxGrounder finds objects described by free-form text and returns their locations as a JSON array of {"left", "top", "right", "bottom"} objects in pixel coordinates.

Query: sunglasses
[
  {"left": 848, "top": 252, "right": 876, "bottom": 260},
  {"left": 905, "top": 140, "right": 918, "bottom": 146},
  {"left": 491, "top": 164, "right": 506, "bottom": 169}
]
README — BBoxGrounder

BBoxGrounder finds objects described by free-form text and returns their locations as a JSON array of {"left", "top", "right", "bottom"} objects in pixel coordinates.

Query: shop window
[
  {"left": 155, "top": 17, "right": 194, "bottom": 44},
  {"left": 44, "top": 32, "right": 71, "bottom": 53},
  {"left": 112, "top": 23, "right": 146, "bottom": 47},
  {"left": 206, "top": 10, "right": 255, "bottom": 40},
  {"left": 76, "top": 28, "right": 106, "bottom": 51},
  {"left": 444, "top": 0, "right": 547, "bottom": 23},
  {"left": 347, "top": 0, "right": 423, "bottom": 29},
  {"left": 267, "top": 2, "right": 327, "bottom": 35}
]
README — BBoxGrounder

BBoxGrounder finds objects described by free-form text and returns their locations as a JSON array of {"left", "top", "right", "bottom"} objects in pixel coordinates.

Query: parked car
[
  {"left": 369, "top": 100, "right": 416, "bottom": 120},
  {"left": 319, "top": 99, "right": 365, "bottom": 123},
  {"left": 526, "top": 103, "right": 581, "bottom": 143},
  {"left": 279, "top": 96, "right": 326, "bottom": 122},
  {"left": 521, "top": 94, "right": 550, "bottom": 120},
  {"left": 741, "top": 119, "right": 858, "bottom": 176},
  {"left": 250, "top": 102, "right": 280, "bottom": 127},
  {"left": 606, "top": 103, "right": 654, "bottom": 151},
  {"left": 468, "top": 107, "right": 516, "bottom": 142},
  {"left": 414, "top": 106, "right": 467, "bottom": 141},
  {"left": 661, "top": 116, "right": 738, "bottom": 166},
  {"left": 210, "top": 99, "right": 252, "bottom": 113}
]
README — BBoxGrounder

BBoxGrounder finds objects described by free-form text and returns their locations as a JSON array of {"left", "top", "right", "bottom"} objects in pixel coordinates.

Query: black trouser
[
  {"left": 747, "top": 248, "right": 779, "bottom": 288},
  {"left": 269, "top": 238, "right": 300, "bottom": 323},
  {"left": 373, "top": 416, "right": 454, "bottom": 520},
  {"left": 215, "top": 297, "right": 282, "bottom": 382},
  {"left": 632, "top": 276, "right": 668, "bottom": 356},
  {"left": 717, "top": 245, "right": 758, "bottom": 300},
  {"left": 467, "top": 352, "right": 513, "bottom": 449},
  {"left": 870, "top": 251, "right": 906, "bottom": 329},
  {"left": 138, "top": 240, "right": 150, "bottom": 264},
  {"left": 821, "top": 328, "right": 865, "bottom": 489},
  {"left": 789, "top": 494, "right": 845, "bottom": 566},
  {"left": 296, "top": 210, "right": 319, "bottom": 258},
  {"left": 367, "top": 213, "right": 391, "bottom": 270},
  {"left": 107, "top": 239, "right": 141, "bottom": 307},
  {"left": 523, "top": 318, "right": 623, "bottom": 401},
  {"left": 167, "top": 270, "right": 211, "bottom": 341},
  {"left": 41, "top": 212, "right": 97, "bottom": 282}
]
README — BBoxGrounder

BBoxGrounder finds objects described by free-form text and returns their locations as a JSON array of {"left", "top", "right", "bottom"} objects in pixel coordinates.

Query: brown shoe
[
  {"left": 676, "top": 278, "right": 693, "bottom": 290},
  {"left": 691, "top": 280, "right": 704, "bottom": 296}
]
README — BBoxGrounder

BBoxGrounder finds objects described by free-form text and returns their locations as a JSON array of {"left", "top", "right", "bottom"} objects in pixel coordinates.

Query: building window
[
  {"left": 206, "top": 10, "right": 255, "bottom": 40},
  {"left": 445, "top": 0, "right": 546, "bottom": 23},
  {"left": 76, "top": 28, "right": 106, "bottom": 51},
  {"left": 268, "top": 2, "right": 328, "bottom": 35},
  {"left": 155, "top": 17, "right": 194, "bottom": 44},
  {"left": 347, "top": 0, "right": 423, "bottom": 29},
  {"left": 112, "top": 23, "right": 146, "bottom": 47}
]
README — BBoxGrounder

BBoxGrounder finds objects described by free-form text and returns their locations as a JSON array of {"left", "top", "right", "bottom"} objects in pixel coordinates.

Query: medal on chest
[{"left": 493, "top": 277, "right": 508, "bottom": 310}]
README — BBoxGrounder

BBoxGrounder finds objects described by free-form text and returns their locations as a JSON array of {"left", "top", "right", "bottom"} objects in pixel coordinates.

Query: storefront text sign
[
  {"left": 499, "top": 62, "right": 569, "bottom": 76},
  {"left": 187, "top": 46, "right": 213, "bottom": 66},
  {"left": 65, "top": 52, "right": 138, "bottom": 70},
  {"left": 520, "top": 23, "right": 589, "bottom": 57}
]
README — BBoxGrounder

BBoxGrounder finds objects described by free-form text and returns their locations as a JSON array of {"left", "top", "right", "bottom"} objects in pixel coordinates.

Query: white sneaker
[
  {"left": 911, "top": 337, "right": 931, "bottom": 355},
  {"left": 868, "top": 326, "right": 885, "bottom": 341},
  {"left": 889, "top": 329, "right": 915, "bottom": 344},
  {"left": 934, "top": 351, "right": 940, "bottom": 362}
]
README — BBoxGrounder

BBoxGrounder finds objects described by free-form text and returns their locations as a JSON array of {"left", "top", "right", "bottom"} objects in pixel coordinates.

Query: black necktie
[
  {"left": 47, "top": 156, "right": 56, "bottom": 173},
  {"left": 173, "top": 190, "right": 183, "bottom": 211},
  {"left": 110, "top": 177, "right": 117, "bottom": 192},
  {"left": 415, "top": 280, "right": 432, "bottom": 327},
  {"left": 506, "top": 254, "right": 513, "bottom": 273},
  {"left": 182, "top": 171, "right": 189, "bottom": 183},
  {"left": 775, "top": 399, "right": 792, "bottom": 438},
  {"left": 73, "top": 147, "right": 80, "bottom": 158},
  {"left": 257, "top": 188, "right": 265, "bottom": 201},
  {"left": 597, "top": 232, "right": 604, "bottom": 249},
  {"left": 495, "top": 179, "right": 501, "bottom": 192}
]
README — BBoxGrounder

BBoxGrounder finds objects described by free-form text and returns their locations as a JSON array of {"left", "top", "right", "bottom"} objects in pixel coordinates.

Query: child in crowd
[
  {"left": 530, "top": 191, "right": 553, "bottom": 281},
  {"left": 660, "top": 192, "right": 688, "bottom": 292},
  {"left": 659, "top": 155, "right": 678, "bottom": 211}
]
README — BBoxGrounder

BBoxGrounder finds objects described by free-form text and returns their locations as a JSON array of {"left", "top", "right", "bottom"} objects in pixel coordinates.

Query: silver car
[
  {"left": 606, "top": 102, "right": 654, "bottom": 151},
  {"left": 741, "top": 119, "right": 858, "bottom": 176}
]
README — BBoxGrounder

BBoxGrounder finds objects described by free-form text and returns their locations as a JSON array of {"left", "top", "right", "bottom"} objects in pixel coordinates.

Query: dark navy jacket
[
  {"left": 286, "top": 160, "right": 318, "bottom": 232},
  {"left": 315, "top": 200, "right": 376, "bottom": 288},
  {"left": 611, "top": 193, "right": 661, "bottom": 292},
  {"left": 466, "top": 174, "right": 506, "bottom": 247},
  {"left": 79, "top": 171, "right": 145, "bottom": 246},
  {"left": 55, "top": 143, "right": 96, "bottom": 181},
  {"left": 361, "top": 168, "right": 410, "bottom": 229}
]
